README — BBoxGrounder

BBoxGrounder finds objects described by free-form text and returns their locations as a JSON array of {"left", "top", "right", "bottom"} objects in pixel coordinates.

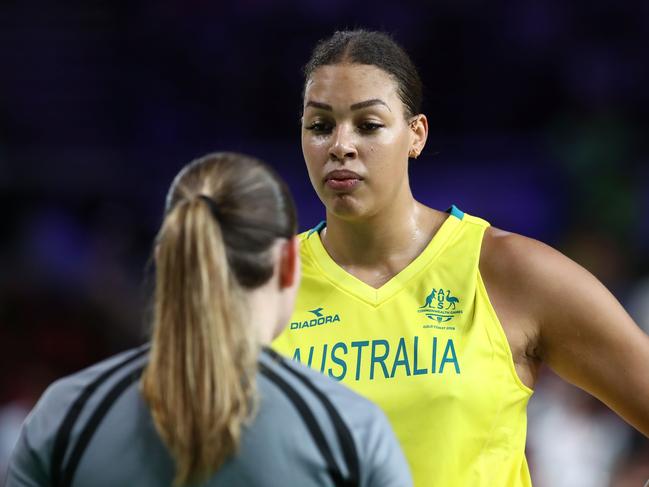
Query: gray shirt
[{"left": 5, "top": 345, "right": 412, "bottom": 487}]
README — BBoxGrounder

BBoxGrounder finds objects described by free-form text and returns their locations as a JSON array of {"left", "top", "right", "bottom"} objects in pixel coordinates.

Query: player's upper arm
[{"left": 493, "top": 232, "right": 649, "bottom": 436}]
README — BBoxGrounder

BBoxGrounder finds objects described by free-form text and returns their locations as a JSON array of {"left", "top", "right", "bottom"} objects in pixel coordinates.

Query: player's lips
[{"left": 324, "top": 170, "right": 363, "bottom": 191}]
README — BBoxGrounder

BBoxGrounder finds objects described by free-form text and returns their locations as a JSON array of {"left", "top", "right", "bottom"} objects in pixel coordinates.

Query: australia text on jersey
[
  {"left": 292, "top": 336, "right": 460, "bottom": 381},
  {"left": 290, "top": 307, "right": 341, "bottom": 330}
]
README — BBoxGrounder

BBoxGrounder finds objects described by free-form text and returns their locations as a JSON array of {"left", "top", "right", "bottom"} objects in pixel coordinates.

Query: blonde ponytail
[
  {"left": 140, "top": 152, "right": 296, "bottom": 485},
  {"left": 142, "top": 197, "right": 258, "bottom": 486}
]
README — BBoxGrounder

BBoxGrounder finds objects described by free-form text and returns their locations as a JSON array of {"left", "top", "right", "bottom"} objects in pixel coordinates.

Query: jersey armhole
[
  {"left": 476, "top": 270, "right": 534, "bottom": 396},
  {"left": 475, "top": 225, "right": 534, "bottom": 396}
]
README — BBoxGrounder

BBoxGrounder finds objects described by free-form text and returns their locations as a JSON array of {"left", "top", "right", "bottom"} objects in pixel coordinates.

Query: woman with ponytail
[{"left": 6, "top": 152, "right": 412, "bottom": 487}]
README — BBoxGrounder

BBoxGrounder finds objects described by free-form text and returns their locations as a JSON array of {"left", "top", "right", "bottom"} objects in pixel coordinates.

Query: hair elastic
[{"left": 197, "top": 194, "right": 222, "bottom": 220}]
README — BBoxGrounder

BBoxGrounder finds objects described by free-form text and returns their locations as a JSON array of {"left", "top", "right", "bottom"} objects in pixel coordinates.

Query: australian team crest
[{"left": 418, "top": 287, "right": 463, "bottom": 323}]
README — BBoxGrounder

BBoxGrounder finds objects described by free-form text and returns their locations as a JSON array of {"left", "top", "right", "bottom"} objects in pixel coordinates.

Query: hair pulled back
[
  {"left": 141, "top": 152, "right": 296, "bottom": 486},
  {"left": 304, "top": 29, "right": 423, "bottom": 117}
]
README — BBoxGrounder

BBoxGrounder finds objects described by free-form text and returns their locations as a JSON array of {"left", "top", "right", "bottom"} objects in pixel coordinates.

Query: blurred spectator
[{"left": 528, "top": 371, "right": 633, "bottom": 487}]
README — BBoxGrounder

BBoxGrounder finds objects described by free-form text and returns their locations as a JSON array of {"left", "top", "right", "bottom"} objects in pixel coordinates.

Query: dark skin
[
  {"left": 302, "top": 63, "right": 649, "bottom": 437},
  {"left": 481, "top": 229, "right": 649, "bottom": 436}
]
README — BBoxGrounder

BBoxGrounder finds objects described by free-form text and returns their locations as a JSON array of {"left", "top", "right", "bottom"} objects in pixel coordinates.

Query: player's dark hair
[
  {"left": 303, "top": 29, "right": 423, "bottom": 117},
  {"left": 141, "top": 152, "right": 296, "bottom": 486}
]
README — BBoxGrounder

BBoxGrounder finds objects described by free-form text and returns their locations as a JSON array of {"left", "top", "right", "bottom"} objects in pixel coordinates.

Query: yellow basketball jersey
[{"left": 272, "top": 207, "right": 533, "bottom": 486}]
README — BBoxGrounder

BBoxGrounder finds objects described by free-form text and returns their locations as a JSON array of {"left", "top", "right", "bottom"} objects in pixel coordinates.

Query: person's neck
[
  {"left": 246, "top": 287, "right": 279, "bottom": 346},
  {"left": 322, "top": 195, "right": 444, "bottom": 269}
]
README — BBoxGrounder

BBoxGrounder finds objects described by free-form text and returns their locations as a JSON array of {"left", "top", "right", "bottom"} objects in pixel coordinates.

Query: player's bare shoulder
[
  {"left": 479, "top": 226, "right": 584, "bottom": 305},
  {"left": 484, "top": 225, "right": 611, "bottom": 311},
  {"left": 481, "top": 227, "right": 553, "bottom": 309},
  {"left": 479, "top": 226, "right": 625, "bottom": 356}
]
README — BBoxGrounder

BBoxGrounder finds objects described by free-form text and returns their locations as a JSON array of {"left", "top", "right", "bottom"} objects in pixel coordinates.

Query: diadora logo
[
  {"left": 418, "top": 287, "right": 463, "bottom": 329},
  {"left": 290, "top": 307, "right": 341, "bottom": 330},
  {"left": 309, "top": 307, "right": 324, "bottom": 317}
]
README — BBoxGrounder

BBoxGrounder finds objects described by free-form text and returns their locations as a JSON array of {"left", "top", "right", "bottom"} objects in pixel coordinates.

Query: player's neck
[{"left": 322, "top": 198, "right": 444, "bottom": 270}]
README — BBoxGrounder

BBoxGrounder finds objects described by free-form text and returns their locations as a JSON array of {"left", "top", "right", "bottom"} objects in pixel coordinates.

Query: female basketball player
[
  {"left": 6, "top": 152, "right": 412, "bottom": 487},
  {"left": 272, "top": 30, "right": 649, "bottom": 486}
]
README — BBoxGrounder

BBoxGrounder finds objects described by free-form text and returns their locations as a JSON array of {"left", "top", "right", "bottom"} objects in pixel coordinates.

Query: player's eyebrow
[
  {"left": 305, "top": 101, "right": 333, "bottom": 111},
  {"left": 304, "top": 99, "right": 391, "bottom": 112},
  {"left": 350, "top": 99, "right": 391, "bottom": 112}
]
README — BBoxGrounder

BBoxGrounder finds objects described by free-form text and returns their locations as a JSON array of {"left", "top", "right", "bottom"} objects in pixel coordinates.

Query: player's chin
[{"left": 325, "top": 194, "right": 370, "bottom": 221}]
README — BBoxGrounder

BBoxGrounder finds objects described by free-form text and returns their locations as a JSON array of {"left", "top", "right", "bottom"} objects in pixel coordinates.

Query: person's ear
[
  {"left": 279, "top": 237, "right": 300, "bottom": 289},
  {"left": 408, "top": 114, "right": 428, "bottom": 159}
]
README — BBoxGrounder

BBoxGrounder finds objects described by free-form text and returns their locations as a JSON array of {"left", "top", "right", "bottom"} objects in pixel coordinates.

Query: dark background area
[{"left": 1, "top": 1, "right": 648, "bottom": 484}]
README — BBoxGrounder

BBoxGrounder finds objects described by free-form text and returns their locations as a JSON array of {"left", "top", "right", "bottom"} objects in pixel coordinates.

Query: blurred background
[{"left": 1, "top": 1, "right": 648, "bottom": 485}]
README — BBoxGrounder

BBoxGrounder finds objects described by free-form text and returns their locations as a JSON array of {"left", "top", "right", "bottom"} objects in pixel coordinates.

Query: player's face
[{"left": 302, "top": 64, "right": 415, "bottom": 220}]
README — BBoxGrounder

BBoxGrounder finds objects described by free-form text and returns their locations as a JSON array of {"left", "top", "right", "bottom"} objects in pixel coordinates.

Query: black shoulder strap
[
  {"left": 259, "top": 362, "right": 355, "bottom": 487},
  {"left": 59, "top": 365, "right": 145, "bottom": 487},
  {"left": 263, "top": 349, "right": 359, "bottom": 486},
  {"left": 50, "top": 345, "right": 149, "bottom": 487},
  {"left": 277, "top": 360, "right": 359, "bottom": 485}
]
